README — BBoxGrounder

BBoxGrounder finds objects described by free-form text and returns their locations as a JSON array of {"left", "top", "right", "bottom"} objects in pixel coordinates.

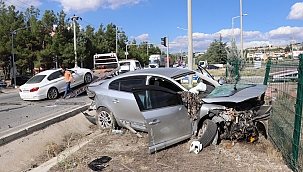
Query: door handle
[
  {"left": 149, "top": 119, "right": 161, "bottom": 125},
  {"left": 112, "top": 99, "right": 119, "bottom": 103}
]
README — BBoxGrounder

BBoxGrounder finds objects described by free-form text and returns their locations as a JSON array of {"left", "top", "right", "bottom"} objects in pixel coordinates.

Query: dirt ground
[{"left": 0, "top": 113, "right": 292, "bottom": 172}]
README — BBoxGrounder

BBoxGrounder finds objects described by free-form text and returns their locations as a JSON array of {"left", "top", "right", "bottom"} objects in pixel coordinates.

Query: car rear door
[
  {"left": 107, "top": 76, "right": 147, "bottom": 131},
  {"left": 47, "top": 70, "right": 66, "bottom": 93},
  {"left": 132, "top": 85, "right": 192, "bottom": 153}
]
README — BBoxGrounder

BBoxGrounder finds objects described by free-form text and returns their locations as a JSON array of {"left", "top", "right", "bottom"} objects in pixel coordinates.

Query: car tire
[
  {"left": 84, "top": 73, "right": 92, "bottom": 84},
  {"left": 47, "top": 87, "right": 59, "bottom": 100},
  {"left": 197, "top": 119, "right": 218, "bottom": 148},
  {"left": 95, "top": 107, "right": 117, "bottom": 129}
]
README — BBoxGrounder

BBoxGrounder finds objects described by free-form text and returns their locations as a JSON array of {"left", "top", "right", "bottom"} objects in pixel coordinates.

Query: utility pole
[
  {"left": 187, "top": 0, "right": 193, "bottom": 88},
  {"left": 68, "top": 14, "right": 82, "bottom": 68},
  {"left": 11, "top": 22, "right": 31, "bottom": 88},
  {"left": 116, "top": 26, "right": 122, "bottom": 56},
  {"left": 240, "top": 0, "right": 243, "bottom": 58},
  {"left": 166, "top": 36, "right": 169, "bottom": 68}
]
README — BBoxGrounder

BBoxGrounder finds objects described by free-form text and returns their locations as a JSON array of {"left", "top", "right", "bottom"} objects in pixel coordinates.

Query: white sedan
[{"left": 19, "top": 67, "right": 93, "bottom": 100}]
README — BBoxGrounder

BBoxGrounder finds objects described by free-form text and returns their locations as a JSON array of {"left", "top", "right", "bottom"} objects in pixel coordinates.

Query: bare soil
[{"left": 0, "top": 113, "right": 292, "bottom": 172}]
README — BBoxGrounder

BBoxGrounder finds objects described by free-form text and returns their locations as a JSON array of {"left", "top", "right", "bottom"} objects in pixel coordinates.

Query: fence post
[
  {"left": 225, "top": 60, "right": 228, "bottom": 78},
  {"left": 235, "top": 59, "right": 239, "bottom": 83},
  {"left": 261, "top": 59, "right": 271, "bottom": 101},
  {"left": 292, "top": 54, "right": 303, "bottom": 167}
]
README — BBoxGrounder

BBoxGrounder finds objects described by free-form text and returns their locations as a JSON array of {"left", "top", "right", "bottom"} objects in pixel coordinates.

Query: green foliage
[
  {"left": 197, "top": 35, "right": 227, "bottom": 64},
  {"left": 0, "top": 2, "right": 163, "bottom": 78},
  {"left": 225, "top": 38, "right": 246, "bottom": 84}
]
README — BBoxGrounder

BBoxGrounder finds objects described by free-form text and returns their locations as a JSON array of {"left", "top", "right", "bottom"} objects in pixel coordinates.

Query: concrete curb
[
  {"left": 0, "top": 105, "right": 88, "bottom": 146},
  {"left": 31, "top": 132, "right": 106, "bottom": 172}
]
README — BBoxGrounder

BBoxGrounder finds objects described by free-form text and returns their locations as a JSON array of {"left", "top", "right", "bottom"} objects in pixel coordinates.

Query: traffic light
[
  {"left": 161, "top": 37, "right": 167, "bottom": 47},
  {"left": 8, "top": 56, "right": 12, "bottom": 67},
  {"left": 53, "top": 56, "right": 57, "bottom": 63}
]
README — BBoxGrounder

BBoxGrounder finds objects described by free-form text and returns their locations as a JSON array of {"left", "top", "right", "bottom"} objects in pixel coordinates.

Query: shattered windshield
[{"left": 206, "top": 84, "right": 255, "bottom": 98}]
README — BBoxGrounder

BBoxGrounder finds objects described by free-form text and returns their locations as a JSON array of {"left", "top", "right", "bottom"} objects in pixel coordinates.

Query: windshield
[
  {"left": 26, "top": 75, "right": 46, "bottom": 84},
  {"left": 206, "top": 84, "right": 255, "bottom": 98},
  {"left": 149, "top": 60, "right": 158, "bottom": 64}
]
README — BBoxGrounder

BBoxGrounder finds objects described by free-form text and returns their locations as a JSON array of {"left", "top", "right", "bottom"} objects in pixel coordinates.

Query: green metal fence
[{"left": 226, "top": 57, "right": 302, "bottom": 171}]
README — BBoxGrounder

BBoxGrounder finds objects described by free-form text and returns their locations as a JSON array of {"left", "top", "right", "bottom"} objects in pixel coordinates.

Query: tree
[
  {"left": 225, "top": 38, "right": 246, "bottom": 84},
  {"left": 198, "top": 35, "right": 227, "bottom": 64}
]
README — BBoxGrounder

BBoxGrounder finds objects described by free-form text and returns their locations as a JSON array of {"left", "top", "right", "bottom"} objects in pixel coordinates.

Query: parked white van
[{"left": 119, "top": 60, "right": 142, "bottom": 73}]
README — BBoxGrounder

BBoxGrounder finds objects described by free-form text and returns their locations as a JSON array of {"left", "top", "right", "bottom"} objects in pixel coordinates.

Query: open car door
[{"left": 132, "top": 85, "right": 192, "bottom": 153}]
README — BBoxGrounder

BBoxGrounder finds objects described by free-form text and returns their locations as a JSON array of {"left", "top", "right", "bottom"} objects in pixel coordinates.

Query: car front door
[
  {"left": 69, "top": 69, "right": 82, "bottom": 87},
  {"left": 132, "top": 85, "right": 192, "bottom": 153}
]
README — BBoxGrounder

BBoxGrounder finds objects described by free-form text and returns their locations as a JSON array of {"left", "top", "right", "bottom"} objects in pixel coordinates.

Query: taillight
[
  {"left": 19, "top": 89, "right": 22, "bottom": 92},
  {"left": 30, "top": 87, "right": 39, "bottom": 92}
]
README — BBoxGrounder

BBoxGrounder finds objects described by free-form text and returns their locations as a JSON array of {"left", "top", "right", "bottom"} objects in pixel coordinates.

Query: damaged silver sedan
[{"left": 86, "top": 68, "right": 271, "bottom": 153}]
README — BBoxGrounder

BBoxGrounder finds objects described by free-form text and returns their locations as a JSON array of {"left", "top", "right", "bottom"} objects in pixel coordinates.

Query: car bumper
[{"left": 19, "top": 92, "right": 47, "bottom": 100}]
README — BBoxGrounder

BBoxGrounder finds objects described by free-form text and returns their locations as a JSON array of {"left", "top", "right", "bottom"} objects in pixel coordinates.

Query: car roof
[
  {"left": 35, "top": 69, "right": 60, "bottom": 75},
  {"left": 119, "top": 59, "right": 139, "bottom": 63},
  {"left": 120, "top": 68, "right": 195, "bottom": 78}
]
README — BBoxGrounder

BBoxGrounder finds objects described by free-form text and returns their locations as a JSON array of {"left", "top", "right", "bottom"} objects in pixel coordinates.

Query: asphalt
[{"left": 0, "top": 103, "right": 89, "bottom": 146}]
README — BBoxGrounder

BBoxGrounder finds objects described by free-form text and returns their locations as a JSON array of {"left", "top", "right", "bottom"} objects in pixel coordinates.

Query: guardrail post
[
  {"left": 292, "top": 54, "right": 303, "bottom": 168},
  {"left": 261, "top": 59, "right": 271, "bottom": 101}
]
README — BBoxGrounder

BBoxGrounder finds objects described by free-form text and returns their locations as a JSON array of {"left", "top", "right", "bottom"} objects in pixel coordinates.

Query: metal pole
[
  {"left": 166, "top": 36, "right": 169, "bottom": 68},
  {"left": 68, "top": 15, "right": 82, "bottom": 68},
  {"left": 291, "top": 37, "right": 294, "bottom": 59},
  {"left": 56, "top": 55, "right": 58, "bottom": 69},
  {"left": 116, "top": 27, "right": 118, "bottom": 55},
  {"left": 73, "top": 18, "right": 77, "bottom": 68},
  {"left": 240, "top": 0, "right": 243, "bottom": 58},
  {"left": 187, "top": 0, "right": 193, "bottom": 88},
  {"left": 292, "top": 54, "right": 303, "bottom": 166},
  {"left": 11, "top": 31, "right": 16, "bottom": 88},
  {"left": 147, "top": 42, "right": 149, "bottom": 56},
  {"left": 126, "top": 44, "right": 128, "bottom": 59}
]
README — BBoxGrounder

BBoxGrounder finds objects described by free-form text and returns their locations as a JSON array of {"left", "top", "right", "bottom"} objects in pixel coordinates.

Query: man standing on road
[{"left": 62, "top": 65, "right": 77, "bottom": 99}]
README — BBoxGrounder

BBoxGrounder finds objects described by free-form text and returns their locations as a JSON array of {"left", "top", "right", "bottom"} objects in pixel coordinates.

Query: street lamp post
[
  {"left": 68, "top": 14, "right": 82, "bottom": 68},
  {"left": 188, "top": 0, "right": 193, "bottom": 88},
  {"left": 232, "top": 14, "right": 247, "bottom": 41},
  {"left": 116, "top": 26, "right": 122, "bottom": 56},
  {"left": 240, "top": 0, "right": 243, "bottom": 58},
  {"left": 11, "top": 25, "right": 31, "bottom": 88}
]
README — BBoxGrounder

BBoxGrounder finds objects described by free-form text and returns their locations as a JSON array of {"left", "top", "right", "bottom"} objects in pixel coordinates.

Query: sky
[{"left": 3, "top": 0, "right": 303, "bottom": 53}]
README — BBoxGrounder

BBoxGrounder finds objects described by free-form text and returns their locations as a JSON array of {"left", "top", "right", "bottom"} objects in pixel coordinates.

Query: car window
[
  {"left": 149, "top": 76, "right": 182, "bottom": 92},
  {"left": 26, "top": 75, "right": 46, "bottom": 84},
  {"left": 134, "top": 89, "right": 182, "bottom": 111},
  {"left": 135, "top": 62, "right": 141, "bottom": 69},
  {"left": 120, "top": 62, "right": 130, "bottom": 66},
  {"left": 47, "top": 71, "right": 63, "bottom": 81},
  {"left": 109, "top": 76, "right": 146, "bottom": 92}
]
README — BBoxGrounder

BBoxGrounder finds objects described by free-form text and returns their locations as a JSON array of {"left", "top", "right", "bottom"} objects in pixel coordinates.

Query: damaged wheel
[
  {"left": 95, "top": 107, "right": 117, "bottom": 129},
  {"left": 197, "top": 119, "right": 218, "bottom": 147}
]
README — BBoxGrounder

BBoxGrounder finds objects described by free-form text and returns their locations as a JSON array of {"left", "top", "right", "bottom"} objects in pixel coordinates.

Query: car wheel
[
  {"left": 47, "top": 87, "right": 59, "bottom": 100},
  {"left": 95, "top": 107, "right": 117, "bottom": 129},
  {"left": 84, "top": 73, "right": 92, "bottom": 84},
  {"left": 197, "top": 119, "right": 218, "bottom": 148}
]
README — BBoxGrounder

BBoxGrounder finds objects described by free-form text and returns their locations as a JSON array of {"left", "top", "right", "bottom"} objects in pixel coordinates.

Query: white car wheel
[{"left": 47, "top": 87, "right": 59, "bottom": 100}]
